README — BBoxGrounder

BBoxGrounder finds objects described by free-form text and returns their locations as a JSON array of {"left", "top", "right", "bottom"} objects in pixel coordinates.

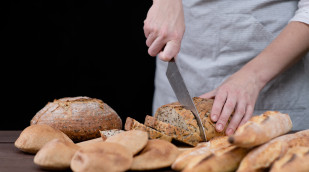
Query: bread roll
[
  {"left": 76, "top": 137, "right": 102, "bottom": 148},
  {"left": 237, "top": 129, "right": 309, "bottom": 172},
  {"left": 105, "top": 130, "right": 148, "bottom": 155},
  {"left": 34, "top": 139, "right": 79, "bottom": 170},
  {"left": 172, "top": 136, "right": 231, "bottom": 171},
  {"left": 70, "top": 142, "right": 133, "bottom": 172},
  {"left": 130, "top": 139, "right": 179, "bottom": 170},
  {"left": 229, "top": 111, "right": 292, "bottom": 148},
  {"left": 15, "top": 124, "right": 73, "bottom": 154},
  {"left": 270, "top": 146, "right": 309, "bottom": 172},
  {"left": 31, "top": 97, "right": 122, "bottom": 142}
]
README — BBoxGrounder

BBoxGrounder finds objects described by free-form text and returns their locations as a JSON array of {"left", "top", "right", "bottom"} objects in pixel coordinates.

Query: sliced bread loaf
[
  {"left": 144, "top": 115, "right": 201, "bottom": 146},
  {"left": 124, "top": 117, "right": 172, "bottom": 142},
  {"left": 154, "top": 97, "right": 226, "bottom": 141}
]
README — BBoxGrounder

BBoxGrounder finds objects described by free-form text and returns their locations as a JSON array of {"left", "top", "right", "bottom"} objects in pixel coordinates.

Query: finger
[
  {"left": 239, "top": 104, "right": 254, "bottom": 126},
  {"left": 148, "top": 36, "right": 165, "bottom": 57},
  {"left": 215, "top": 94, "right": 237, "bottom": 132},
  {"left": 146, "top": 33, "right": 157, "bottom": 47},
  {"left": 210, "top": 90, "right": 227, "bottom": 122},
  {"left": 200, "top": 89, "right": 216, "bottom": 99},
  {"left": 143, "top": 20, "right": 151, "bottom": 38},
  {"left": 157, "top": 40, "right": 181, "bottom": 61},
  {"left": 225, "top": 100, "right": 246, "bottom": 135}
]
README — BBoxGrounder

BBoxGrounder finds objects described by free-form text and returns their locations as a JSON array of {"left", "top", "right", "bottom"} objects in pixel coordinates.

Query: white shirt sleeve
[{"left": 290, "top": 0, "right": 309, "bottom": 24}]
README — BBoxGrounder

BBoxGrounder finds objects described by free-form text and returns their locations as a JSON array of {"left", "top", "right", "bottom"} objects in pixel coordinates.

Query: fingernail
[
  {"left": 216, "top": 123, "right": 223, "bottom": 131},
  {"left": 226, "top": 128, "right": 233, "bottom": 136},
  {"left": 212, "top": 114, "right": 218, "bottom": 121}
]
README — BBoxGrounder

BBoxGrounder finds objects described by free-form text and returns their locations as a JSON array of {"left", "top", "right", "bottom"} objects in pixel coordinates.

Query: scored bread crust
[
  {"left": 237, "top": 129, "right": 309, "bottom": 172},
  {"left": 144, "top": 115, "right": 201, "bottom": 146},
  {"left": 229, "top": 111, "right": 292, "bottom": 148},
  {"left": 31, "top": 97, "right": 122, "bottom": 142},
  {"left": 270, "top": 146, "right": 309, "bottom": 172},
  {"left": 155, "top": 97, "right": 226, "bottom": 141},
  {"left": 124, "top": 117, "right": 172, "bottom": 142}
]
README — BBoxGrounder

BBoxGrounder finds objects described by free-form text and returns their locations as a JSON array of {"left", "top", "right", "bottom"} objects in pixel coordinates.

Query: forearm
[{"left": 240, "top": 21, "right": 309, "bottom": 90}]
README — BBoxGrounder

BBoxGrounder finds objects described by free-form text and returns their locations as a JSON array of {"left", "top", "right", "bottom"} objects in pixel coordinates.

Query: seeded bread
[
  {"left": 237, "top": 129, "right": 309, "bottom": 172},
  {"left": 31, "top": 97, "right": 122, "bottom": 142},
  {"left": 270, "top": 146, "right": 309, "bottom": 172},
  {"left": 100, "top": 129, "right": 124, "bottom": 141},
  {"left": 228, "top": 111, "right": 292, "bottom": 148},
  {"left": 124, "top": 117, "right": 172, "bottom": 142},
  {"left": 144, "top": 115, "right": 201, "bottom": 146},
  {"left": 154, "top": 97, "right": 226, "bottom": 141}
]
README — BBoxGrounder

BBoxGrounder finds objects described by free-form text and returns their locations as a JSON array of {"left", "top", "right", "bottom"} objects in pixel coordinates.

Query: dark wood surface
[{"left": 0, "top": 131, "right": 175, "bottom": 172}]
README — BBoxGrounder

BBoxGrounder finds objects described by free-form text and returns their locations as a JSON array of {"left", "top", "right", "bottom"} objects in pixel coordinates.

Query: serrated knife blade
[{"left": 166, "top": 60, "right": 207, "bottom": 141}]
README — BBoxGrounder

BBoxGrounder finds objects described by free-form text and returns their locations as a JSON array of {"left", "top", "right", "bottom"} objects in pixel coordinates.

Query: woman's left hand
[{"left": 200, "top": 69, "right": 264, "bottom": 136}]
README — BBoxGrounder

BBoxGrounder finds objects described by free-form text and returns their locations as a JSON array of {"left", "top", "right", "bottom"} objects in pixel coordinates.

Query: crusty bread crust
[
  {"left": 31, "top": 97, "right": 122, "bottom": 142},
  {"left": 229, "top": 111, "right": 292, "bottom": 148}
]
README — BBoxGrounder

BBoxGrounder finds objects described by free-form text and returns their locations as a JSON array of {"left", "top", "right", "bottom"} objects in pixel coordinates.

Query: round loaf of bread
[{"left": 30, "top": 96, "right": 122, "bottom": 142}]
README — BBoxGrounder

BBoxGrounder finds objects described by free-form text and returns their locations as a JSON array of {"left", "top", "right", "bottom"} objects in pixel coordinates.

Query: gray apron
[{"left": 153, "top": 0, "right": 309, "bottom": 130}]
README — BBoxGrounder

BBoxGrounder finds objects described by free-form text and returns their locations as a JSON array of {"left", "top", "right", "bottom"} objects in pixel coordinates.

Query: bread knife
[{"left": 166, "top": 60, "right": 207, "bottom": 141}]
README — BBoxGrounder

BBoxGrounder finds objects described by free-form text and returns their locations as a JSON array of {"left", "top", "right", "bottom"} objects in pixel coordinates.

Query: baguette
[
  {"left": 237, "top": 129, "right": 309, "bottom": 172},
  {"left": 229, "top": 111, "right": 292, "bottom": 148},
  {"left": 130, "top": 139, "right": 179, "bottom": 171},
  {"left": 144, "top": 115, "right": 201, "bottom": 146},
  {"left": 124, "top": 117, "right": 172, "bottom": 142},
  {"left": 183, "top": 145, "right": 249, "bottom": 172},
  {"left": 172, "top": 136, "right": 231, "bottom": 171},
  {"left": 270, "top": 146, "right": 309, "bottom": 172}
]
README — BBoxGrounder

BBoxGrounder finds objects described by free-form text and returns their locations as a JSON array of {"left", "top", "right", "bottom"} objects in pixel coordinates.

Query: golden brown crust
[
  {"left": 229, "top": 111, "right": 292, "bottom": 148},
  {"left": 144, "top": 115, "right": 201, "bottom": 146},
  {"left": 270, "top": 146, "right": 309, "bottom": 172},
  {"left": 124, "top": 117, "right": 172, "bottom": 142},
  {"left": 14, "top": 124, "right": 73, "bottom": 154},
  {"left": 34, "top": 138, "right": 79, "bottom": 170},
  {"left": 70, "top": 142, "right": 133, "bottom": 172},
  {"left": 30, "top": 97, "right": 122, "bottom": 142},
  {"left": 130, "top": 139, "right": 180, "bottom": 170},
  {"left": 237, "top": 130, "right": 309, "bottom": 172}
]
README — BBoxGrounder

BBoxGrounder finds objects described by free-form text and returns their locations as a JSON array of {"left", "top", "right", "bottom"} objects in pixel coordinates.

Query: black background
[{"left": 2, "top": 1, "right": 155, "bottom": 130}]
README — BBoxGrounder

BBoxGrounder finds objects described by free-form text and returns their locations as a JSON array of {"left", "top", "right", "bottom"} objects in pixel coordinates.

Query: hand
[
  {"left": 143, "top": 0, "right": 185, "bottom": 61},
  {"left": 200, "top": 70, "right": 264, "bottom": 136}
]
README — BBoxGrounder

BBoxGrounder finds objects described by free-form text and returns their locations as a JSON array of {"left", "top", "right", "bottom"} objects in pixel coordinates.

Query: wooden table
[{"left": 0, "top": 131, "right": 175, "bottom": 172}]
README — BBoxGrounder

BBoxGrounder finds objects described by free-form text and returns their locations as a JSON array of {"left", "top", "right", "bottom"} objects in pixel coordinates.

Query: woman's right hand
[{"left": 144, "top": 0, "right": 185, "bottom": 61}]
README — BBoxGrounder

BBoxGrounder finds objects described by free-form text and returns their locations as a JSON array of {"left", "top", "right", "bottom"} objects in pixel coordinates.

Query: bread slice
[
  {"left": 229, "top": 111, "right": 292, "bottom": 148},
  {"left": 172, "top": 136, "right": 231, "bottom": 171},
  {"left": 270, "top": 146, "right": 309, "bottom": 172},
  {"left": 144, "top": 115, "right": 201, "bottom": 146},
  {"left": 154, "top": 97, "right": 226, "bottom": 141},
  {"left": 237, "top": 129, "right": 309, "bottom": 172},
  {"left": 100, "top": 129, "right": 124, "bottom": 141},
  {"left": 130, "top": 139, "right": 180, "bottom": 170},
  {"left": 15, "top": 124, "right": 73, "bottom": 154},
  {"left": 70, "top": 142, "right": 133, "bottom": 172},
  {"left": 183, "top": 146, "right": 249, "bottom": 172},
  {"left": 105, "top": 130, "right": 148, "bottom": 155},
  {"left": 124, "top": 117, "right": 172, "bottom": 142},
  {"left": 34, "top": 138, "right": 79, "bottom": 170}
]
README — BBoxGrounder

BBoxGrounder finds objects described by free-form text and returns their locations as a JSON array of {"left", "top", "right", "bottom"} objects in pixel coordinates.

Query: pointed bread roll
[
  {"left": 34, "top": 139, "right": 79, "bottom": 170},
  {"left": 228, "top": 111, "right": 292, "bottom": 148},
  {"left": 130, "top": 139, "right": 179, "bottom": 170},
  {"left": 76, "top": 137, "right": 102, "bottom": 148},
  {"left": 70, "top": 142, "right": 133, "bottom": 172},
  {"left": 15, "top": 124, "right": 73, "bottom": 154},
  {"left": 105, "top": 130, "right": 148, "bottom": 155}
]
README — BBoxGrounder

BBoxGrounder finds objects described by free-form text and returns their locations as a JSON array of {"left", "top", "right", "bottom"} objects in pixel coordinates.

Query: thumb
[
  {"left": 200, "top": 89, "right": 216, "bottom": 99},
  {"left": 158, "top": 40, "right": 181, "bottom": 62}
]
